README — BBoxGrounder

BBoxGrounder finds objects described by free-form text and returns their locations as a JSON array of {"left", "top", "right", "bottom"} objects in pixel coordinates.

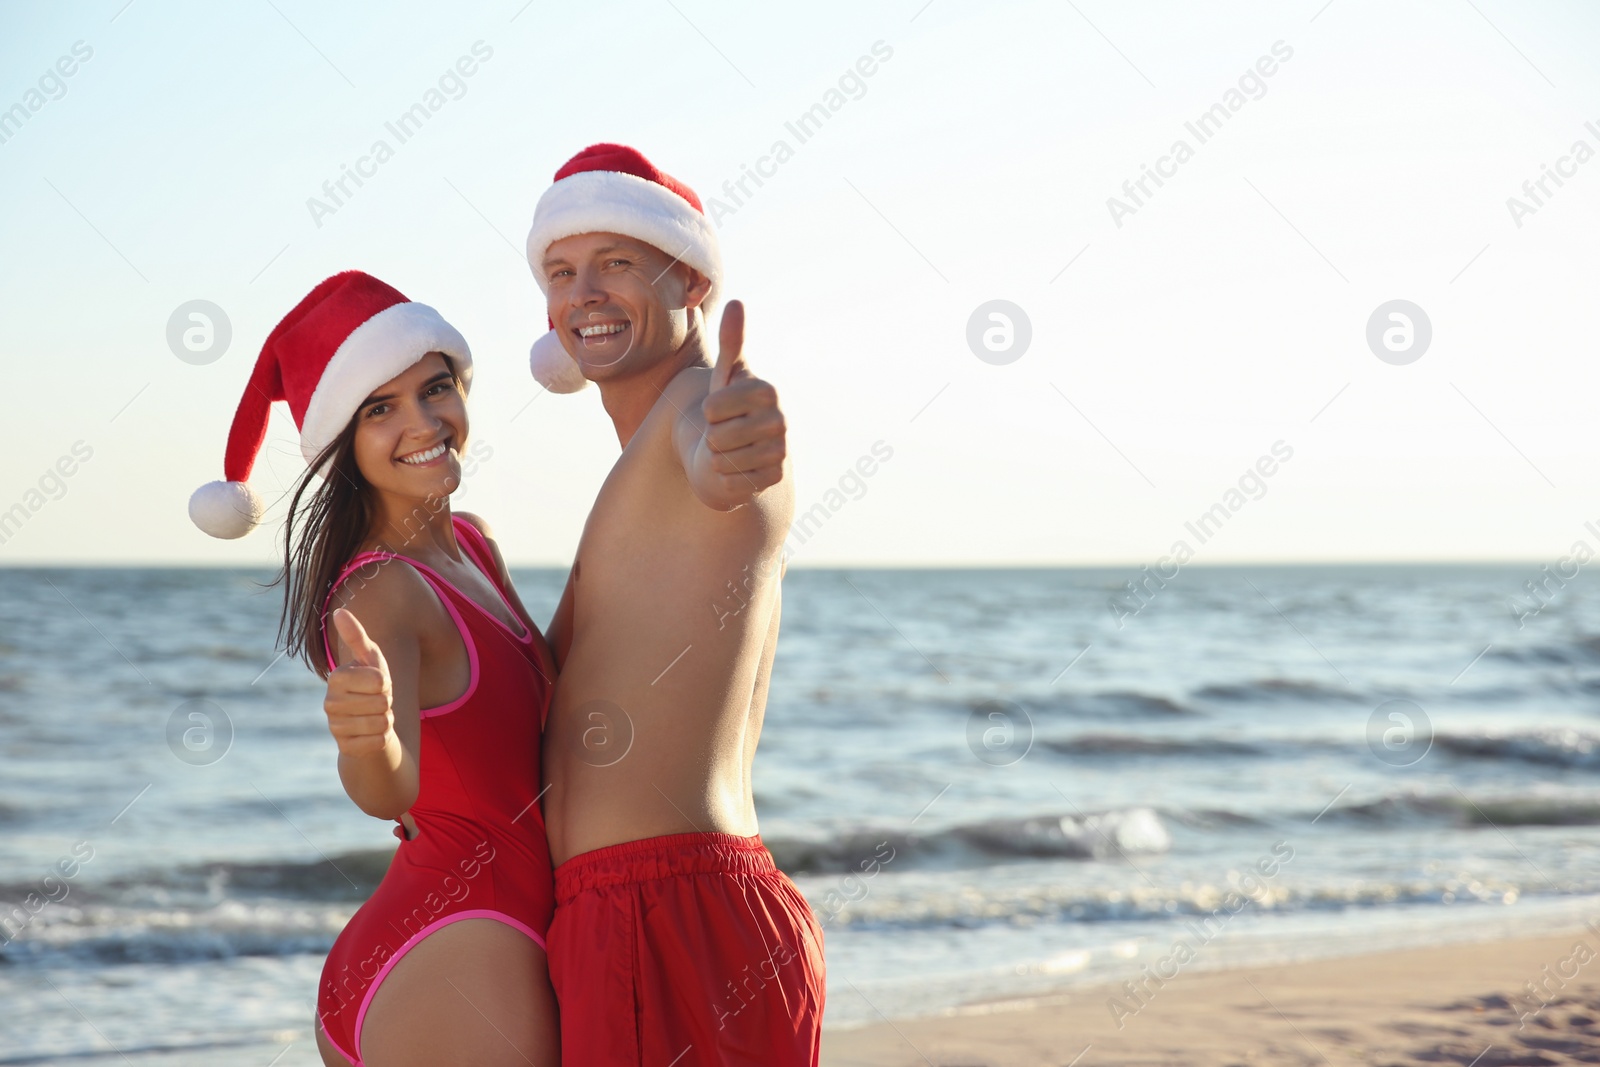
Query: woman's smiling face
[{"left": 350, "top": 352, "right": 468, "bottom": 504}]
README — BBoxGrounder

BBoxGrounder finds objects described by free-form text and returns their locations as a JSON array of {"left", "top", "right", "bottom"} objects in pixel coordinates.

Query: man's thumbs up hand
[
  {"left": 710, "top": 299, "right": 748, "bottom": 392},
  {"left": 696, "top": 301, "right": 787, "bottom": 507},
  {"left": 324, "top": 608, "right": 396, "bottom": 758}
]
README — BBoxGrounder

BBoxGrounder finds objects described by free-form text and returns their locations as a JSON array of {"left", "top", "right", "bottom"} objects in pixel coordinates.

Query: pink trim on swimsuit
[
  {"left": 322, "top": 552, "right": 481, "bottom": 718},
  {"left": 320, "top": 1011, "right": 360, "bottom": 1067},
  {"left": 320, "top": 518, "right": 532, "bottom": 648},
  {"left": 452, "top": 518, "right": 557, "bottom": 694},
  {"left": 319, "top": 909, "right": 544, "bottom": 1066},
  {"left": 453, "top": 519, "right": 534, "bottom": 644}
]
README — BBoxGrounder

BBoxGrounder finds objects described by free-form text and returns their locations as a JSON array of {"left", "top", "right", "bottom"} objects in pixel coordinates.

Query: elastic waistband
[{"left": 554, "top": 832, "right": 776, "bottom": 903}]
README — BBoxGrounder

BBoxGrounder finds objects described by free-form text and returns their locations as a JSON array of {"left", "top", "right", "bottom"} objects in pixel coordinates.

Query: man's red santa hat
[
  {"left": 525, "top": 143, "right": 723, "bottom": 393},
  {"left": 188, "top": 271, "right": 472, "bottom": 539}
]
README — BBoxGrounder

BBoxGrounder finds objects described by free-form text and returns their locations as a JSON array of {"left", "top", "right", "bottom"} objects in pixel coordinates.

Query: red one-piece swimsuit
[{"left": 314, "top": 515, "right": 556, "bottom": 1067}]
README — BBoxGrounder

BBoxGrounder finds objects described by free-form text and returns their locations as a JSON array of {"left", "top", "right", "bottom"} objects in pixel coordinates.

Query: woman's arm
[{"left": 323, "top": 567, "right": 424, "bottom": 821}]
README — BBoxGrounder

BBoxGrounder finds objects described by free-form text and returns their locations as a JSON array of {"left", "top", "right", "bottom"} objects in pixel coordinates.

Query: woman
[{"left": 188, "top": 271, "right": 559, "bottom": 1066}]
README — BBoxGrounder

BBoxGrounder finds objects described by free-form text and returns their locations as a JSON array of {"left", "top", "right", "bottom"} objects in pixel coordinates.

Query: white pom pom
[
  {"left": 189, "top": 480, "right": 265, "bottom": 539},
  {"left": 529, "top": 330, "right": 589, "bottom": 394}
]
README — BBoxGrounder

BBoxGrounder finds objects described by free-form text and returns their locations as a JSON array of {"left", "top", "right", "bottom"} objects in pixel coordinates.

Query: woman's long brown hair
[{"left": 271, "top": 421, "right": 371, "bottom": 680}]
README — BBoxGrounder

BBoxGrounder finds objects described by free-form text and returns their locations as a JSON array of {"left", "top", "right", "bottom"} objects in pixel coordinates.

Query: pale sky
[{"left": 3, "top": 0, "right": 1599, "bottom": 566}]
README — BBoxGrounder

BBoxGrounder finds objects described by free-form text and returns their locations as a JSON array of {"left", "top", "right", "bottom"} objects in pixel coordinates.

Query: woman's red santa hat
[
  {"left": 524, "top": 143, "right": 723, "bottom": 393},
  {"left": 188, "top": 271, "right": 472, "bottom": 539}
]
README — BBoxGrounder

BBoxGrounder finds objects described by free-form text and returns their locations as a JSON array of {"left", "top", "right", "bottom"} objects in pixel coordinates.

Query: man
[{"left": 527, "top": 144, "right": 822, "bottom": 1065}]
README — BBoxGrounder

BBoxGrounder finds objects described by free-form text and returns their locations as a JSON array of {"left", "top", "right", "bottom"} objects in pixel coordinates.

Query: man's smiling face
[{"left": 541, "top": 231, "right": 711, "bottom": 382}]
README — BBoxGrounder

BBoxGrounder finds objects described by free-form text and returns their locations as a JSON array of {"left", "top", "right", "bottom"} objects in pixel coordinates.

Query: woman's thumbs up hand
[{"left": 324, "top": 608, "right": 396, "bottom": 758}]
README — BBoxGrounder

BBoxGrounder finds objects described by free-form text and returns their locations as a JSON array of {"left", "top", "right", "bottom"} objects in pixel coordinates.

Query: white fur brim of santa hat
[
  {"left": 297, "top": 303, "right": 469, "bottom": 465},
  {"left": 525, "top": 144, "right": 723, "bottom": 393},
  {"left": 188, "top": 271, "right": 471, "bottom": 540}
]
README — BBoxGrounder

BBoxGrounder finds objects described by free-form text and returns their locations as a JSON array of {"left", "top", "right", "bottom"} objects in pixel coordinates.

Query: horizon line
[{"left": 0, "top": 557, "right": 1564, "bottom": 570}]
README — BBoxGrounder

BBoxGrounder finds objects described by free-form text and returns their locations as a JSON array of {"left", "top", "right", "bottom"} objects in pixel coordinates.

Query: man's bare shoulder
[
  {"left": 661, "top": 363, "right": 715, "bottom": 413},
  {"left": 647, "top": 364, "right": 711, "bottom": 471}
]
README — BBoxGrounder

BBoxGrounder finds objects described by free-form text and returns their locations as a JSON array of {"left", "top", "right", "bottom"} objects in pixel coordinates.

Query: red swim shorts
[{"left": 547, "top": 832, "right": 825, "bottom": 1066}]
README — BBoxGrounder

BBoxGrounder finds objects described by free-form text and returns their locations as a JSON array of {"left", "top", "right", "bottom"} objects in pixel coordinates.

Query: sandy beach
[{"left": 822, "top": 930, "right": 1600, "bottom": 1067}]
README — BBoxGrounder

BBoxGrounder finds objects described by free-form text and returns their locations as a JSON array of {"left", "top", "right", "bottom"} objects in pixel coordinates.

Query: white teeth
[
  {"left": 578, "top": 323, "right": 627, "bottom": 337},
  {"left": 399, "top": 442, "right": 448, "bottom": 465}
]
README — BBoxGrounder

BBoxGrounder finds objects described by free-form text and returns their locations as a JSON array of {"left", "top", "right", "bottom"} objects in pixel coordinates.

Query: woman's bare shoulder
[
  {"left": 326, "top": 553, "right": 441, "bottom": 632},
  {"left": 453, "top": 510, "right": 494, "bottom": 540}
]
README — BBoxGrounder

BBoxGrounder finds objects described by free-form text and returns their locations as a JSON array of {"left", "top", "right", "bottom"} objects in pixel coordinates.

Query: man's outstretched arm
[{"left": 672, "top": 300, "right": 788, "bottom": 511}]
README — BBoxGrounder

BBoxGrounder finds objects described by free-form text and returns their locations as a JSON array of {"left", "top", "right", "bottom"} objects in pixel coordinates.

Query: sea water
[{"left": 3, "top": 564, "right": 1599, "bottom": 1060}]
